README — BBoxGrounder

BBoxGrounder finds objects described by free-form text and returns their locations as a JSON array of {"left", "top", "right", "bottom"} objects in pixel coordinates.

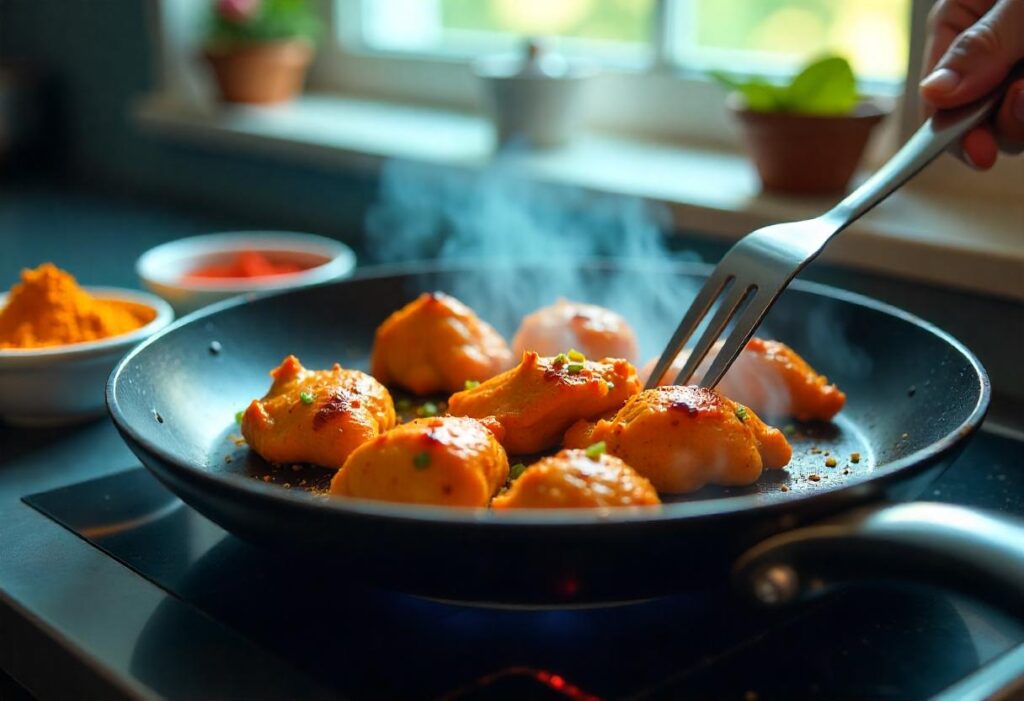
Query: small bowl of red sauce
[{"left": 137, "top": 232, "right": 356, "bottom": 315}]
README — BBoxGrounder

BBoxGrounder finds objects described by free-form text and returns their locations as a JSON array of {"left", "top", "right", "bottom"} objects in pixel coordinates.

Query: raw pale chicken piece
[
  {"left": 492, "top": 448, "right": 660, "bottom": 509},
  {"left": 241, "top": 355, "right": 396, "bottom": 469},
  {"left": 564, "top": 385, "right": 791, "bottom": 493},
  {"left": 371, "top": 292, "right": 514, "bottom": 395},
  {"left": 331, "top": 416, "right": 508, "bottom": 507},
  {"left": 448, "top": 351, "right": 641, "bottom": 454},
  {"left": 642, "top": 338, "right": 845, "bottom": 421},
  {"left": 512, "top": 299, "right": 639, "bottom": 363}
]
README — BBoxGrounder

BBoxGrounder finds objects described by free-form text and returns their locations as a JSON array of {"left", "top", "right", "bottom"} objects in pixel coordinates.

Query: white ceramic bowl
[
  {"left": 136, "top": 231, "right": 357, "bottom": 315},
  {"left": 0, "top": 287, "right": 174, "bottom": 426}
]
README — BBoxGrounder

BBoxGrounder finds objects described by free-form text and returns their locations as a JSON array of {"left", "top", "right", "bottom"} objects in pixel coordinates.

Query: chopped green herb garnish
[
  {"left": 509, "top": 463, "right": 526, "bottom": 480},
  {"left": 300, "top": 391, "right": 315, "bottom": 405},
  {"left": 735, "top": 405, "right": 748, "bottom": 422},
  {"left": 413, "top": 452, "right": 431, "bottom": 469},
  {"left": 566, "top": 363, "right": 585, "bottom": 374},
  {"left": 396, "top": 398, "right": 413, "bottom": 411},
  {"left": 567, "top": 349, "right": 585, "bottom": 362},
  {"left": 464, "top": 379, "right": 480, "bottom": 390},
  {"left": 782, "top": 424, "right": 796, "bottom": 436},
  {"left": 585, "top": 441, "right": 607, "bottom": 459},
  {"left": 418, "top": 401, "right": 439, "bottom": 417},
  {"left": 553, "top": 353, "right": 569, "bottom": 366},
  {"left": 235, "top": 410, "right": 244, "bottom": 424}
]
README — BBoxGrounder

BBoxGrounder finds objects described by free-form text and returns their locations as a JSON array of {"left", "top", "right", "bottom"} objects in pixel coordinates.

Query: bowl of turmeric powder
[{"left": 0, "top": 263, "right": 174, "bottom": 426}]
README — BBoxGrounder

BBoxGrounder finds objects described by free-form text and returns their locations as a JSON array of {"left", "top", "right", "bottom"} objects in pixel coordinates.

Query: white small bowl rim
[
  {"left": 0, "top": 286, "right": 175, "bottom": 362},
  {"left": 136, "top": 231, "right": 356, "bottom": 293}
]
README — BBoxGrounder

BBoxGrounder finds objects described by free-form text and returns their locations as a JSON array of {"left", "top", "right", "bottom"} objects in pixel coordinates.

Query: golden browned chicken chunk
[
  {"left": 642, "top": 338, "right": 845, "bottom": 421},
  {"left": 330, "top": 416, "right": 509, "bottom": 507},
  {"left": 447, "top": 351, "right": 641, "bottom": 455},
  {"left": 371, "top": 292, "right": 514, "bottom": 395},
  {"left": 492, "top": 448, "right": 661, "bottom": 509},
  {"left": 512, "top": 299, "right": 639, "bottom": 363},
  {"left": 241, "top": 355, "right": 396, "bottom": 469},
  {"left": 564, "top": 385, "right": 791, "bottom": 493}
]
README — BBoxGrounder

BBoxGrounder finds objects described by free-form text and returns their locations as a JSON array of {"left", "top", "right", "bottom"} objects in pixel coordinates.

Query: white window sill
[{"left": 133, "top": 93, "right": 1024, "bottom": 302}]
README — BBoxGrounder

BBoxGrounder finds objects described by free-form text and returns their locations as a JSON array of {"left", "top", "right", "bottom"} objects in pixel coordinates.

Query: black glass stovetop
[{"left": 22, "top": 429, "right": 1024, "bottom": 701}]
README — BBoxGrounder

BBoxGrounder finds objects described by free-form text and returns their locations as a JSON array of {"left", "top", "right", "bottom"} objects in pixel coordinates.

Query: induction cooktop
[{"left": 14, "top": 429, "right": 1024, "bottom": 700}]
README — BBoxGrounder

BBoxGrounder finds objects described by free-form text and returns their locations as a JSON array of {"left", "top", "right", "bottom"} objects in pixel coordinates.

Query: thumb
[{"left": 920, "top": 0, "right": 1024, "bottom": 109}]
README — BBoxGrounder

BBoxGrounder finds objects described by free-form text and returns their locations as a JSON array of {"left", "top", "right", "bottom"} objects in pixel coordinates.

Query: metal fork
[{"left": 646, "top": 86, "right": 1010, "bottom": 391}]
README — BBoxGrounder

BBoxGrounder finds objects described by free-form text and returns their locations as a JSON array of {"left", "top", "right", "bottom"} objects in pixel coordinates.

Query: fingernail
[
  {"left": 921, "top": 67, "right": 961, "bottom": 94},
  {"left": 1014, "top": 90, "right": 1024, "bottom": 123}
]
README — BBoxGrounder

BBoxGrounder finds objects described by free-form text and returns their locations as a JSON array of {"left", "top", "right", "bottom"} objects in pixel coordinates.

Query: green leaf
[
  {"left": 709, "top": 56, "right": 858, "bottom": 115},
  {"left": 509, "top": 463, "right": 527, "bottom": 481},
  {"left": 709, "top": 71, "right": 784, "bottom": 111},
  {"left": 782, "top": 56, "right": 857, "bottom": 115},
  {"left": 737, "top": 80, "right": 785, "bottom": 111}
]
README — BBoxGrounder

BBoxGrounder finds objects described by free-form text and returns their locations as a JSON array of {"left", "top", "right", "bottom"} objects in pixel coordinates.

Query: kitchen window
[
  {"left": 354, "top": 0, "right": 910, "bottom": 82},
  {"left": 322, "top": 0, "right": 920, "bottom": 145}
]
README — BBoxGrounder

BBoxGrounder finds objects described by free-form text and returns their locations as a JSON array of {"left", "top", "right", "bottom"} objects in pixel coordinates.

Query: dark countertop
[{"left": 0, "top": 181, "right": 251, "bottom": 289}]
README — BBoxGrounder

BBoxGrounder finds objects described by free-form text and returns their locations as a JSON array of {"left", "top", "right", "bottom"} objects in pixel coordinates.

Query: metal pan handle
[{"left": 733, "top": 502, "right": 1024, "bottom": 617}]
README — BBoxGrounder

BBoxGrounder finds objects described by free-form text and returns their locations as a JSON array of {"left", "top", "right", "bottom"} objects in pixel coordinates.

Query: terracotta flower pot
[
  {"left": 731, "top": 99, "right": 888, "bottom": 196},
  {"left": 204, "top": 39, "right": 313, "bottom": 105}
]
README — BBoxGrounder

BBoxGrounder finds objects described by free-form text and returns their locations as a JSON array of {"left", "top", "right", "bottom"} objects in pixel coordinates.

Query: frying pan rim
[{"left": 107, "top": 260, "right": 991, "bottom": 527}]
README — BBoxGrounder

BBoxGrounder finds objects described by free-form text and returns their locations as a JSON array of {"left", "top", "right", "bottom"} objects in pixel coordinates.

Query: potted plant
[
  {"left": 203, "top": 0, "right": 322, "bottom": 105},
  {"left": 713, "top": 56, "right": 888, "bottom": 196}
]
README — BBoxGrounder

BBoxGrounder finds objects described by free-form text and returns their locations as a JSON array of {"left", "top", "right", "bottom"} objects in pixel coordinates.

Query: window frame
[{"left": 314, "top": 0, "right": 918, "bottom": 151}]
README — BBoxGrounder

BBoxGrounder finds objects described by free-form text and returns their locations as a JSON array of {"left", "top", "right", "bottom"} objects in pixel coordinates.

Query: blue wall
[{"left": 0, "top": 0, "right": 374, "bottom": 241}]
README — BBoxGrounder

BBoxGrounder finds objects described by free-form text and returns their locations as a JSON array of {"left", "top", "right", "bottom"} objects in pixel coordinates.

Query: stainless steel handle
[
  {"left": 823, "top": 64, "right": 1022, "bottom": 234},
  {"left": 733, "top": 502, "right": 1024, "bottom": 617}
]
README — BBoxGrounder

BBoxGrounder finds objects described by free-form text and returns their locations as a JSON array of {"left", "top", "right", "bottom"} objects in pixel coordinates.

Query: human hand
[{"left": 919, "top": 0, "right": 1024, "bottom": 169}]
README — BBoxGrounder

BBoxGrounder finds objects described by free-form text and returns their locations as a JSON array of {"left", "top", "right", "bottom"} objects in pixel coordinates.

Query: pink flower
[{"left": 216, "top": 0, "right": 260, "bottom": 23}]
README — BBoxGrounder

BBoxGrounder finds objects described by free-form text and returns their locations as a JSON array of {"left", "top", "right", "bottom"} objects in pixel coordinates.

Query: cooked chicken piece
[
  {"left": 447, "top": 351, "right": 641, "bottom": 454},
  {"left": 564, "top": 385, "right": 791, "bottom": 493},
  {"left": 371, "top": 292, "right": 514, "bottom": 395},
  {"left": 331, "top": 416, "right": 508, "bottom": 507},
  {"left": 241, "top": 355, "right": 396, "bottom": 469},
  {"left": 512, "top": 299, "right": 639, "bottom": 363},
  {"left": 492, "top": 449, "right": 660, "bottom": 509},
  {"left": 642, "top": 338, "right": 845, "bottom": 421}
]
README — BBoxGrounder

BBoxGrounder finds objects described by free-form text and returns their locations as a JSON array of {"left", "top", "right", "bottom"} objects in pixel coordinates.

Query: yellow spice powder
[{"left": 0, "top": 263, "right": 155, "bottom": 349}]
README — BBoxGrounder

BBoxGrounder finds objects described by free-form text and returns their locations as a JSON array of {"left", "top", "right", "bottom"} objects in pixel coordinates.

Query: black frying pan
[{"left": 107, "top": 263, "right": 1024, "bottom": 610}]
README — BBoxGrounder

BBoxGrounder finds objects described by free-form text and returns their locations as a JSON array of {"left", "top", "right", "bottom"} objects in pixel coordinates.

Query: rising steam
[{"left": 364, "top": 157, "right": 701, "bottom": 359}]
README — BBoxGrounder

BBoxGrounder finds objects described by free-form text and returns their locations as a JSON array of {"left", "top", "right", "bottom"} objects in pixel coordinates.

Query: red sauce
[{"left": 183, "top": 251, "right": 308, "bottom": 281}]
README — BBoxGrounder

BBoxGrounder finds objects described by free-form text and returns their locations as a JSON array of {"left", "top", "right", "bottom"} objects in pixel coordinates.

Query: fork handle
[{"left": 824, "top": 65, "right": 1021, "bottom": 230}]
